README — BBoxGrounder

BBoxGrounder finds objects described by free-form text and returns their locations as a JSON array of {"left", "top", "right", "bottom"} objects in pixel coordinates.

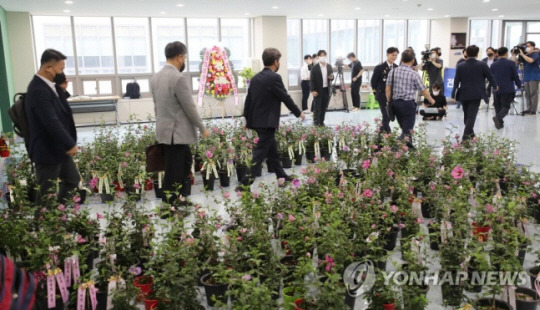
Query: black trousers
[
  {"left": 301, "top": 80, "right": 311, "bottom": 111},
  {"left": 163, "top": 144, "right": 192, "bottom": 200},
  {"left": 313, "top": 87, "right": 330, "bottom": 126},
  {"left": 376, "top": 94, "right": 391, "bottom": 133},
  {"left": 392, "top": 99, "right": 416, "bottom": 146},
  {"left": 241, "top": 128, "right": 287, "bottom": 185},
  {"left": 420, "top": 109, "right": 446, "bottom": 118},
  {"left": 494, "top": 93, "right": 515, "bottom": 122},
  {"left": 462, "top": 100, "right": 481, "bottom": 141},
  {"left": 35, "top": 156, "right": 80, "bottom": 205},
  {"left": 351, "top": 80, "right": 361, "bottom": 108}
]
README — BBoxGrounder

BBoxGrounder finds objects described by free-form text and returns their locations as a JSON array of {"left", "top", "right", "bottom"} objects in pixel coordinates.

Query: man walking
[
  {"left": 452, "top": 45, "right": 498, "bottom": 141},
  {"left": 151, "top": 41, "right": 210, "bottom": 204},
  {"left": 310, "top": 50, "right": 333, "bottom": 126},
  {"left": 347, "top": 52, "right": 364, "bottom": 111},
  {"left": 490, "top": 47, "right": 522, "bottom": 129},
  {"left": 238, "top": 48, "right": 305, "bottom": 190},
  {"left": 371, "top": 47, "right": 399, "bottom": 133},
  {"left": 386, "top": 50, "right": 436, "bottom": 147},
  {"left": 25, "top": 49, "right": 79, "bottom": 204}
]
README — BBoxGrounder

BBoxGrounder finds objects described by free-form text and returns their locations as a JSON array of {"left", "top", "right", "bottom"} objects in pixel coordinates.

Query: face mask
[
  {"left": 180, "top": 63, "right": 186, "bottom": 72},
  {"left": 487, "top": 53, "right": 494, "bottom": 57},
  {"left": 433, "top": 90, "right": 440, "bottom": 96},
  {"left": 53, "top": 72, "right": 66, "bottom": 84},
  {"left": 319, "top": 57, "right": 327, "bottom": 63},
  {"left": 526, "top": 47, "right": 532, "bottom": 54}
]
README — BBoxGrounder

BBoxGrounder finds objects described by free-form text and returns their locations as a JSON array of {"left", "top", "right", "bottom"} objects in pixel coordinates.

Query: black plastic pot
[
  {"left": 124, "top": 186, "right": 142, "bottom": 201},
  {"left": 306, "top": 150, "right": 316, "bottom": 163},
  {"left": 183, "top": 177, "right": 193, "bottom": 197},
  {"left": 236, "top": 166, "right": 247, "bottom": 183},
  {"left": 253, "top": 165, "right": 262, "bottom": 177},
  {"left": 294, "top": 153, "right": 303, "bottom": 166},
  {"left": 421, "top": 202, "right": 433, "bottom": 218},
  {"left": 515, "top": 287, "right": 539, "bottom": 310},
  {"left": 34, "top": 297, "right": 64, "bottom": 310},
  {"left": 464, "top": 266, "right": 483, "bottom": 293},
  {"left": 517, "top": 242, "right": 527, "bottom": 267},
  {"left": 384, "top": 227, "right": 399, "bottom": 251},
  {"left": 441, "top": 284, "right": 464, "bottom": 307},
  {"left": 281, "top": 156, "right": 293, "bottom": 169},
  {"left": 202, "top": 174, "right": 216, "bottom": 191},
  {"left": 218, "top": 171, "right": 230, "bottom": 188},
  {"left": 280, "top": 255, "right": 297, "bottom": 284},
  {"left": 96, "top": 290, "right": 107, "bottom": 310},
  {"left": 201, "top": 273, "right": 228, "bottom": 307},
  {"left": 474, "top": 298, "right": 512, "bottom": 310},
  {"left": 527, "top": 266, "right": 540, "bottom": 290},
  {"left": 77, "top": 189, "right": 87, "bottom": 204},
  {"left": 320, "top": 147, "right": 330, "bottom": 161},
  {"left": 152, "top": 180, "right": 164, "bottom": 199},
  {"left": 100, "top": 193, "right": 114, "bottom": 204},
  {"left": 428, "top": 226, "right": 440, "bottom": 251}
]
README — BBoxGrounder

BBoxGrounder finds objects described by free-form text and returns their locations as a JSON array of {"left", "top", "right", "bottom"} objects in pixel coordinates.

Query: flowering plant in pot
[
  {"left": 88, "top": 124, "right": 120, "bottom": 195},
  {"left": 365, "top": 273, "right": 399, "bottom": 310},
  {"left": 222, "top": 271, "right": 278, "bottom": 309}
]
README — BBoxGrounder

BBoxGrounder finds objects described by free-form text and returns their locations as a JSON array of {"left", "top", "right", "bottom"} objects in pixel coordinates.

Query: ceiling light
[
  {"left": 499, "top": 15, "right": 504, "bottom": 17},
  {"left": 384, "top": 14, "right": 390, "bottom": 18},
  {"left": 355, "top": 7, "right": 361, "bottom": 10},
  {"left": 272, "top": 6, "right": 279, "bottom": 9},
  {"left": 483, "top": 0, "right": 490, "bottom": 2},
  {"left": 176, "top": 3, "right": 184, "bottom": 7},
  {"left": 444, "top": 15, "right": 450, "bottom": 17},
  {"left": 427, "top": 8, "right": 434, "bottom": 11},
  {"left": 65, "top": 1, "right": 73, "bottom": 4},
  {"left": 244, "top": 13, "right": 250, "bottom": 16},
  {"left": 63, "top": 9, "right": 70, "bottom": 13},
  {"left": 160, "top": 11, "right": 166, "bottom": 15},
  {"left": 492, "top": 8, "right": 498, "bottom": 11}
]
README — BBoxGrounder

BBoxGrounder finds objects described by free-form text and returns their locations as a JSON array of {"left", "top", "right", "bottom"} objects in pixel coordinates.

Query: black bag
[
  {"left": 8, "top": 93, "right": 30, "bottom": 150},
  {"left": 387, "top": 69, "right": 396, "bottom": 122},
  {"left": 146, "top": 144, "right": 165, "bottom": 173},
  {"left": 124, "top": 81, "right": 141, "bottom": 99}
]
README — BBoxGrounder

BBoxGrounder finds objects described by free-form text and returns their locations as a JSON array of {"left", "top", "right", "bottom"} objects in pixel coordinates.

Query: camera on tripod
[
  {"left": 335, "top": 57, "right": 345, "bottom": 73},
  {"left": 512, "top": 44, "right": 527, "bottom": 55}
]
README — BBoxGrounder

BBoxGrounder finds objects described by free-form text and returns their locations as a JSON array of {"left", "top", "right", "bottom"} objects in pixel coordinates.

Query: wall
[
  {"left": 0, "top": 6, "right": 15, "bottom": 132},
  {"left": 253, "top": 16, "right": 288, "bottom": 87},
  {"left": 6, "top": 12, "right": 35, "bottom": 94},
  {"left": 449, "top": 18, "right": 469, "bottom": 67},
  {"left": 431, "top": 17, "right": 469, "bottom": 69}
]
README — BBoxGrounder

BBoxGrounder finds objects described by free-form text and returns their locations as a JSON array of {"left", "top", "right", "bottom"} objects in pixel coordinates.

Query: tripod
[{"left": 332, "top": 66, "right": 349, "bottom": 112}]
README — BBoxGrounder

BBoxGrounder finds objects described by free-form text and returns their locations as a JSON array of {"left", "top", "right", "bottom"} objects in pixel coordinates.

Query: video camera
[
  {"left": 421, "top": 44, "right": 432, "bottom": 62},
  {"left": 512, "top": 44, "right": 527, "bottom": 55},
  {"left": 335, "top": 57, "right": 345, "bottom": 73}
]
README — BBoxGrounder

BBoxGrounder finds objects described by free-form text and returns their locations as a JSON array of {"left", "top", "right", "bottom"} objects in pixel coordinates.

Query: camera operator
[
  {"left": 422, "top": 48, "right": 444, "bottom": 91},
  {"left": 514, "top": 41, "right": 540, "bottom": 115},
  {"left": 347, "top": 52, "right": 364, "bottom": 111}
]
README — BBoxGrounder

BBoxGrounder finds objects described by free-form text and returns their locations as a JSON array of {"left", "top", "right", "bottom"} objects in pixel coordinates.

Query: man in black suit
[
  {"left": 452, "top": 45, "right": 498, "bottom": 141},
  {"left": 371, "top": 47, "right": 399, "bottom": 133},
  {"left": 310, "top": 50, "right": 334, "bottom": 126},
  {"left": 490, "top": 47, "right": 522, "bottom": 129},
  {"left": 238, "top": 48, "right": 305, "bottom": 189},
  {"left": 25, "top": 49, "right": 79, "bottom": 204}
]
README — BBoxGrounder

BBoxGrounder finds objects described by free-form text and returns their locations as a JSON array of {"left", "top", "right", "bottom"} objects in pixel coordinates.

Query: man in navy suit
[
  {"left": 452, "top": 45, "right": 498, "bottom": 141},
  {"left": 490, "top": 47, "right": 522, "bottom": 129},
  {"left": 371, "top": 47, "right": 399, "bottom": 133},
  {"left": 25, "top": 49, "right": 79, "bottom": 204},
  {"left": 238, "top": 48, "right": 305, "bottom": 189}
]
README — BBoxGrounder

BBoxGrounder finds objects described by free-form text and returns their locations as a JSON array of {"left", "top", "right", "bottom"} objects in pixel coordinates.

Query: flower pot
[
  {"left": 281, "top": 156, "right": 293, "bottom": 169},
  {"left": 85, "top": 250, "right": 98, "bottom": 270},
  {"left": 267, "top": 159, "right": 275, "bottom": 173},
  {"left": 77, "top": 189, "right": 87, "bottom": 204},
  {"left": 100, "top": 193, "right": 114, "bottom": 204},
  {"left": 143, "top": 298, "right": 158, "bottom": 310},
  {"left": 183, "top": 177, "right": 193, "bottom": 196},
  {"left": 152, "top": 180, "right": 163, "bottom": 199},
  {"left": 201, "top": 273, "right": 228, "bottom": 307},
  {"left": 515, "top": 287, "right": 539, "bottom": 310},
  {"left": 280, "top": 255, "right": 297, "bottom": 284},
  {"left": 144, "top": 179, "right": 153, "bottom": 191},
  {"left": 464, "top": 266, "right": 483, "bottom": 293},
  {"left": 294, "top": 153, "right": 303, "bottom": 166},
  {"left": 527, "top": 266, "right": 540, "bottom": 290},
  {"left": 34, "top": 297, "right": 64, "bottom": 310},
  {"left": 383, "top": 227, "right": 399, "bottom": 251},
  {"left": 202, "top": 174, "right": 216, "bottom": 191},
  {"left": 306, "top": 150, "right": 316, "bottom": 163},
  {"left": 383, "top": 304, "right": 395, "bottom": 310},
  {"left": 134, "top": 276, "right": 153, "bottom": 302},
  {"left": 472, "top": 223, "right": 491, "bottom": 242},
  {"left": 282, "top": 287, "right": 301, "bottom": 310},
  {"left": 236, "top": 165, "right": 247, "bottom": 182},
  {"left": 517, "top": 242, "right": 527, "bottom": 267},
  {"left": 125, "top": 185, "right": 142, "bottom": 201},
  {"left": 421, "top": 202, "right": 433, "bottom": 218},
  {"left": 474, "top": 298, "right": 512, "bottom": 310},
  {"left": 441, "top": 283, "right": 464, "bottom": 307},
  {"left": 218, "top": 171, "right": 230, "bottom": 188},
  {"left": 320, "top": 147, "right": 330, "bottom": 161},
  {"left": 96, "top": 290, "right": 108, "bottom": 310},
  {"left": 428, "top": 226, "right": 440, "bottom": 251}
]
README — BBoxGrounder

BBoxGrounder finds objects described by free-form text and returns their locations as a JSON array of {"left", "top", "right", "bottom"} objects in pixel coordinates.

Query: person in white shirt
[{"left": 300, "top": 55, "right": 312, "bottom": 112}]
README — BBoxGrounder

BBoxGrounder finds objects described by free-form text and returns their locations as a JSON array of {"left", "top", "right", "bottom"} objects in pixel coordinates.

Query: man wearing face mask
[
  {"left": 237, "top": 48, "right": 305, "bottom": 190},
  {"left": 300, "top": 55, "right": 312, "bottom": 112},
  {"left": 310, "top": 50, "right": 334, "bottom": 126},
  {"left": 151, "top": 41, "right": 210, "bottom": 205},
  {"left": 25, "top": 49, "right": 79, "bottom": 204},
  {"left": 515, "top": 41, "right": 540, "bottom": 115},
  {"left": 422, "top": 48, "right": 444, "bottom": 91}
]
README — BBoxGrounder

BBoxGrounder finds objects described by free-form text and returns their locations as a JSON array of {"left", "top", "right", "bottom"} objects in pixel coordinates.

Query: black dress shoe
[
  {"left": 492, "top": 116, "right": 502, "bottom": 129},
  {"left": 522, "top": 110, "right": 531, "bottom": 115}
]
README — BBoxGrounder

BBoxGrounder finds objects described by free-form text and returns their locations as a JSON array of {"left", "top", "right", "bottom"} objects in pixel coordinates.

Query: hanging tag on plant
[
  {"left": 89, "top": 285, "right": 98, "bottom": 310},
  {"left": 77, "top": 286, "right": 86, "bottom": 310},
  {"left": 55, "top": 269, "right": 69, "bottom": 303},
  {"left": 72, "top": 256, "right": 80, "bottom": 285},
  {"left": 158, "top": 171, "right": 163, "bottom": 189},
  {"left": 98, "top": 177, "right": 104, "bottom": 194},
  {"left": 64, "top": 259, "right": 71, "bottom": 287},
  {"left": 47, "top": 271, "right": 56, "bottom": 309}
]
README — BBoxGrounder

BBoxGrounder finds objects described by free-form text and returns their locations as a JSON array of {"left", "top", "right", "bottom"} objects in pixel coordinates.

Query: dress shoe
[
  {"left": 522, "top": 110, "right": 531, "bottom": 115},
  {"left": 492, "top": 116, "right": 502, "bottom": 129}
]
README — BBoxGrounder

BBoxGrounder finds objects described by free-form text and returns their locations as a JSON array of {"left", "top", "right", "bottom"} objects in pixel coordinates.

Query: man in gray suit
[{"left": 151, "top": 41, "right": 210, "bottom": 204}]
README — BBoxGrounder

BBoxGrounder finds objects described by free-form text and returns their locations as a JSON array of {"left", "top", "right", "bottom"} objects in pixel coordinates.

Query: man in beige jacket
[{"left": 151, "top": 41, "right": 210, "bottom": 205}]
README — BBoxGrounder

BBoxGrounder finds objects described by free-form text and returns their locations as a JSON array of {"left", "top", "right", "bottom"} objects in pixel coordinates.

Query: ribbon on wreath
[
  {"left": 107, "top": 276, "right": 126, "bottom": 309},
  {"left": 288, "top": 145, "right": 295, "bottom": 161},
  {"left": 158, "top": 171, "right": 164, "bottom": 189},
  {"left": 77, "top": 281, "right": 97, "bottom": 310},
  {"left": 47, "top": 268, "right": 69, "bottom": 308},
  {"left": 64, "top": 256, "right": 81, "bottom": 287},
  {"left": 221, "top": 47, "right": 239, "bottom": 106},
  {"left": 197, "top": 48, "right": 212, "bottom": 106},
  {"left": 297, "top": 141, "right": 306, "bottom": 156},
  {"left": 314, "top": 142, "right": 321, "bottom": 160}
]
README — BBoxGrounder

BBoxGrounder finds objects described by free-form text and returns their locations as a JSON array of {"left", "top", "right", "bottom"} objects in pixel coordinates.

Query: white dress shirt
[
  {"left": 301, "top": 63, "right": 310, "bottom": 81},
  {"left": 320, "top": 63, "right": 328, "bottom": 88},
  {"left": 36, "top": 73, "right": 59, "bottom": 97}
]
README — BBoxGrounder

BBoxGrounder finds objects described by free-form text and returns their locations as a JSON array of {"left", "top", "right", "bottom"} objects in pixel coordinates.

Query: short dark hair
[
  {"left": 312, "top": 54, "right": 318, "bottom": 59},
  {"left": 304, "top": 54, "right": 311, "bottom": 60},
  {"left": 486, "top": 47, "right": 495, "bottom": 53},
  {"left": 165, "top": 41, "right": 187, "bottom": 59},
  {"left": 386, "top": 47, "right": 399, "bottom": 54},
  {"left": 317, "top": 50, "right": 327, "bottom": 57},
  {"left": 466, "top": 45, "right": 480, "bottom": 58},
  {"left": 497, "top": 47, "right": 509, "bottom": 56},
  {"left": 401, "top": 50, "right": 416, "bottom": 63},
  {"left": 462, "top": 48, "right": 467, "bottom": 54},
  {"left": 40, "top": 49, "right": 67, "bottom": 66},
  {"left": 526, "top": 41, "right": 536, "bottom": 47},
  {"left": 432, "top": 82, "right": 443, "bottom": 90},
  {"left": 262, "top": 48, "right": 281, "bottom": 66},
  {"left": 347, "top": 52, "right": 356, "bottom": 58}
]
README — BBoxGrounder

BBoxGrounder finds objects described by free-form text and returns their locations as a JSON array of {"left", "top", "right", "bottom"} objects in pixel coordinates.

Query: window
[
  {"left": 330, "top": 20, "right": 355, "bottom": 64},
  {"left": 114, "top": 18, "right": 151, "bottom": 74},
  {"left": 469, "top": 20, "right": 490, "bottom": 56},
  {"left": 151, "top": 18, "right": 186, "bottom": 71},
  {"left": 74, "top": 17, "right": 114, "bottom": 75},
  {"left": 221, "top": 19, "right": 250, "bottom": 70},
  {"left": 287, "top": 19, "right": 301, "bottom": 69},
  {"left": 383, "top": 20, "right": 405, "bottom": 59},
  {"left": 408, "top": 20, "right": 429, "bottom": 61},
  {"left": 358, "top": 20, "right": 381, "bottom": 65},
  {"left": 98, "top": 80, "right": 112, "bottom": 94},
  {"left": 32, "top": 16, "right": 76, "bottom": 75},
  {"left": 528, "top": 22, "right": 540, "bottom": 33},
  {"left": 491, "top": 20, "right": 501, "bottom": 47},
  {"left": 505, "top": 22, "right": 523, "bottom": 48},
  {"left": 303, "top": 19, "right": 328, "bottom": 59},
  {"left": 186, "top": 18, "right": 218, "bottom": 72}
]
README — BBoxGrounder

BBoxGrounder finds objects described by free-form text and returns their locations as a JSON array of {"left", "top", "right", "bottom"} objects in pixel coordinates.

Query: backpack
[
  {"left": 124, "top": 81, "right": 141, "bottom": 99},
  {"left": 8, "top": 93, "right": 30, "bottom": 151},
  {"left": 0, "top": 254, "right": 37, "bottom": 310}
]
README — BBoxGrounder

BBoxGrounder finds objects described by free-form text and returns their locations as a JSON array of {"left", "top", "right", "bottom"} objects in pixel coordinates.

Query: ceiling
[{"left": 0, "top": 0, "right": 538, "bottom": 19}]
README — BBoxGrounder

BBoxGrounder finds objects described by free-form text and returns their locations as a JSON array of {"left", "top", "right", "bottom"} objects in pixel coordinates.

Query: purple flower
[
  {"left": 241, "top": 274, "right": 252, "bottom": 281},
  {"left": 252, "top": 191, "right": 260, "bottom": 199},
  {"left": 277, "top": 213, "right": 283, "bottom": 220},
  {"left": 129, "top": 266, "right": 142, "bottom": 276},
  {"left": 292, "top": 179, "right": 301, "bottom": 188}
]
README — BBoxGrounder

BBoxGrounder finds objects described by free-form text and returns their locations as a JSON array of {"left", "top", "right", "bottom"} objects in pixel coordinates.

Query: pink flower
[
  {"left": 77, "top": 234, "right": 87, "bottom": 244},
  {"left": 277, "top": 213, "right": 283, "bottom": 220},
  {"left": 122, "top": 162, "right": 128, "bottom": 167},
  {"left": 288, "top": 214, "right": 295, "bottom": 222},
  {"left": 73, "top": 196, "right": 81, "bottom": 203},
  {"left": 253, "top": 138, "right": 259, "bottom": 144},
  {"left": 485, "top": 204, "right": 494, "bottom": 213},
  {"left": 96, "top": 213, "right": 104, "bottom": 220},
  {"left": 415, "top": 218, "right": 424, "bottom": 224},
  {"left": 372, "top": 145, "right": 379, "bottom": 150},
  {"left": 252, "top": 191, "right": 259, "bottom": 199},
  {"left": 241, "top": 274, "right": 252, "bottom": 281},
  {"left": 388, "top": 170, "right": 394, "bottom": 177},
  {"left": 451, "top": 166, "right": 465, "bottom": 179},
  {"left": 124, "top": 152, "right": 130, "bottom": 157},
  {"left": 239, "top": 228, "right": 248, "bottom": 234},
  {"left": 129, "top": 266, "right": 142, "bottom": 276},
  {"left": 292, "top": 179, "right": 301, "bottom": 189},
  {"left": 301, "top": 168, "right": 308, "bottom": 174},
  {"left": 390, "top": 205, "right": 399, "bottom": 213},
  {"left": 197, "top": 211, "right": 206, "bottom": 218},
  {"left": 363, "top": 189, "right": 373, "bottom": 198},
  {"left": 134, "top": 183, "right": 141, "bottom": 189},
  {"left": 371, "top": 224, "right": 377, "bottom": 229},
  {"left": 223, "top": 192, "right": 230, "bottom": 199},
  {"left": 57, "top": 204, "right": 66, "bottom": 212},
  {"left": 277, "top": 178, "right": 285, "bottom": 186},
  {"left": 493, "top": 149, "right": 500, "bottom": 156},
  {"left": 324, "top": 255, "right": 335, "bottom": 272},
  {"left": 308, "top": 177, "right": 316, "bottom": 184},
  {"left": 89, "top": 178, "right": 98, "bottom": 188},
  {"left": 314, "top": 168, "right": 321, "bottom": 174},
  {"left": 362, "top": 160, "right": 370, "bottom": 169},
  {"left": 338, "top": 192, "right": 344, "bottom": 199},
  {"left": 236, "top": 236, "right": 243, "bottom": 242},
  {"left": 343, "top": 145, "right": 350, "bottom": 152},
  {"left": 398, "top": 223, "right": 405, "bottom": 229},
  {"left": 73, "top": 204, "right": 81, "bottom": 214},
  {"left": 206, "top": 150, "right": 213, "bottom": 159},
  {"left": 236, "top": 191, "right": 243, "bottom": 197}
]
